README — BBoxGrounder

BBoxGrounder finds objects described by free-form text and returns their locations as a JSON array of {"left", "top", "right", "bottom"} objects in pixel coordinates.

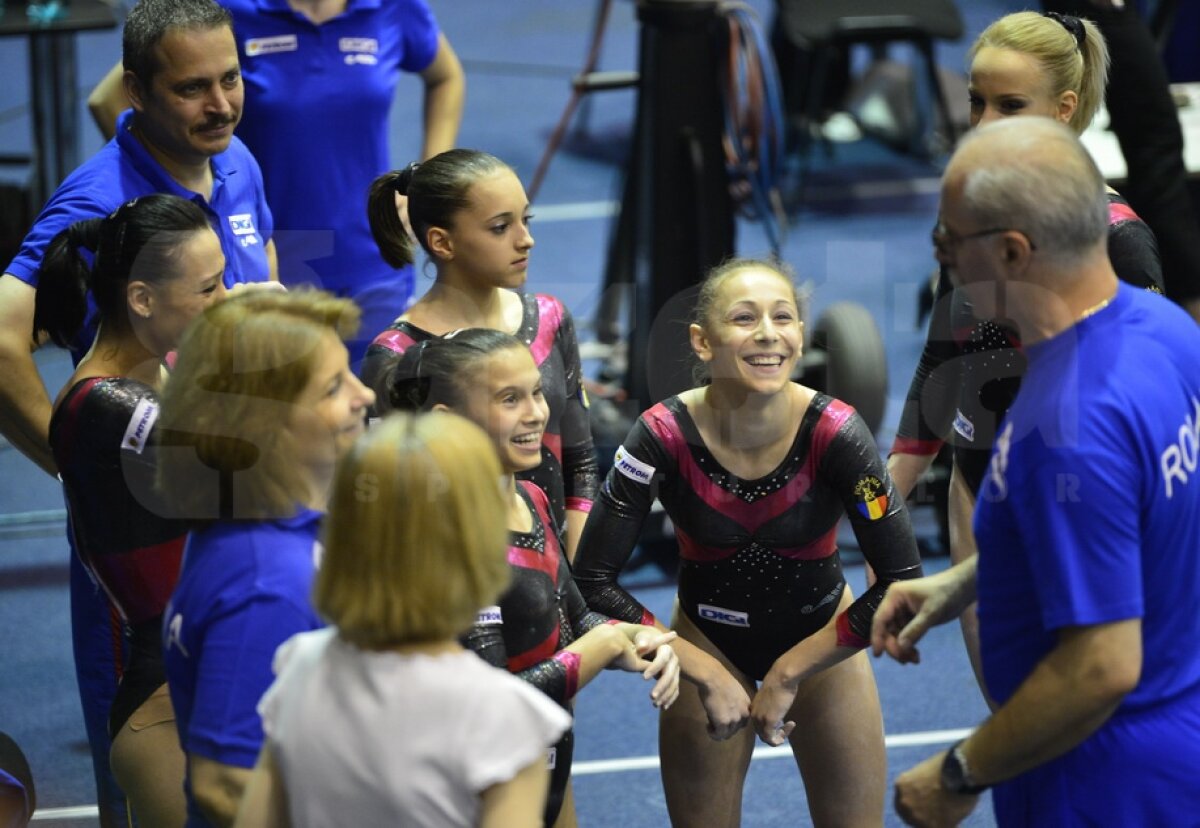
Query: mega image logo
[
  {"left": 698, "top": 604, "right": 750, "bottom": 628},
  {"left": 614, "top": 446, "right": 655, "bottom": 484}
]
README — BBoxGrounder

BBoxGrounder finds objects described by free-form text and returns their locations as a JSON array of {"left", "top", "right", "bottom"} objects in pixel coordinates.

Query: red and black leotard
[
  {"left": 360, "top": 293, "right": 599, "bottom": 527},
  {"left": 573, "top": 393, "right": 923, "bottom": 681},
  {"left": 461, "top": 481, "right": 608, "bottom": 825},
  {"left": 49, "top": 377, "right": 188, "bottom": 736},
  {"left": 893, "top": 193, "right": 1164, "bottom": 495}
]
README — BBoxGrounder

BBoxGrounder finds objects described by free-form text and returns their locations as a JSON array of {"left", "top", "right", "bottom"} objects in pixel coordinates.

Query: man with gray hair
[
  {"left": 0, "top": 1, "right": 275, "bottom": 823},
  {"left": 872, "top": 117, "right": 1200, "bottom": 826}
]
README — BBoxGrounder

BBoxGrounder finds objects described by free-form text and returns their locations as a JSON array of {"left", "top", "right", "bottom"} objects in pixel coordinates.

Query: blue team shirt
[
  {"left": 223, "top": 0, "right": 439, "bottom": 300},
  {"left": 975, "top": 283, "right": 1200, "bottom": 825},
  {"left": 6, "top": 109, "right": 273, "bottom": 357},
  {"left": 162, "top": 509, "right": 323, "bottom": 826}
]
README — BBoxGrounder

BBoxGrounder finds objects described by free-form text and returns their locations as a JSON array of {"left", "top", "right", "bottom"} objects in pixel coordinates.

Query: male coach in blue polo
[{"left": 0, "top": 0, "right": 276, "bottom": 478}]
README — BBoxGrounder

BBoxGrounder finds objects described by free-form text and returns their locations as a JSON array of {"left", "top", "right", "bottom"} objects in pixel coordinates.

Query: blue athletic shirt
[
  {"left": 162, "top": 509, "right": 323, "bottom": 826},
  {"left": 5, "top": 109, "right": 273, "bottom": 358},
  {"left": 223, "top": 0, "right": 439, "bottom": 304},
  {"left": 975, "top": 283, "right": 1200, "bottom": 825}
]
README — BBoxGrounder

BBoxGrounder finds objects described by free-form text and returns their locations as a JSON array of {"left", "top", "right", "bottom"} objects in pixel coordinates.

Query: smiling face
[
  {"left": 292, "top": 332, "right": 377, "bottom": 473},
  {"left": 457, "top": 345, "right": 548, "bottom": 475},
  {"left": 126, "top": 25, "right": 243, "bottom": 168},
  {"left": 691, "top": 266, "right": 803, "bottom": 396},
  {"left": 133, "top": 226, "right": 226, "bottom": 356},
  {"left": 968, "top": 46, "right": 1077, "bottom": 130},
  {"left": 434, "top": 168, "right": 534, "bottom": 289}
]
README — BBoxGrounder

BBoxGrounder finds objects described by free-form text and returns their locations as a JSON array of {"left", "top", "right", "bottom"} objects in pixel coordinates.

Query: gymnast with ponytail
[
  {"left": 34, "top": 193, "right": 228, "bottom": 827},
  {"left": 361, "top": 150, "right": 598, "bottom": 561}
]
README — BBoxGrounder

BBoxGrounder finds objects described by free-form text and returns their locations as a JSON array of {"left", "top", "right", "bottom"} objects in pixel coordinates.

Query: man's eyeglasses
[{"left": 931, "top": 223, "right": 1038, "bottom": 259}]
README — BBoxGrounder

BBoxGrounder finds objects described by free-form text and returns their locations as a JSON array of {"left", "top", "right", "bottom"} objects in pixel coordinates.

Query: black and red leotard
[
  {"left": 461, "top": 480, "right": 608, "bottom": 825},
  {"left": 573, "top": 393, "right": 923, "bottom": 681},
  {"left": 360, "top": 293, "right": 599, "bottom": 527},
  {"left": 49, "top": 377, "right": 188, "bottom": 735}
]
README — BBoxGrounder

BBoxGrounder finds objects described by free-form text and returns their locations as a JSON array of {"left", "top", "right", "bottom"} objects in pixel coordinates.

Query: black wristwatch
[{"left": 940, "top": 739, "right": 989, "bottom": 795}]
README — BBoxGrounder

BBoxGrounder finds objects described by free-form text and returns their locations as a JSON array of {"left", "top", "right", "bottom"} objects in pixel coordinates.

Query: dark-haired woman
[
  {"left": 35, "top": 194, "right": 227, "bottom": 827},
  {"left": 359, "top": 150, "right": 598, "bottom": 561},
  {"left": 389, "top": 329, "right": 680, "bottom": 828}
]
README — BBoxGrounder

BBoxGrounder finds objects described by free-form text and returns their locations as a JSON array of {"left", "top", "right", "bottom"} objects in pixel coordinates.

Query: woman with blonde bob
[
  {"left": 233, "top": 413, "right": 571, "bottom": 828},
  {"left": 157, "top": 290, "right": 375, "bottom": 826}
]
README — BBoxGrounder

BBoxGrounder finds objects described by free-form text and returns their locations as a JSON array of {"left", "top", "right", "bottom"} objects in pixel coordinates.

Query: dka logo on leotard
[
  {"left": 698, "top": 604, "right": 749, "bottom": 627},
  {"left": 1160, "top": 396, "right": 1200, "bottom": 499},
  {"left": 614, "top": 446, "right": 655, "bottom": 485}
]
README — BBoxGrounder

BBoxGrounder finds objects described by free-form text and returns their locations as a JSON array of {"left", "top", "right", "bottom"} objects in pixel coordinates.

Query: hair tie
[
  {"left": 1045, "top": 12, "right": 1085, "bottom": 50},
  {"left": 394, "top": 161, "right": 421, "bottom": 196}
]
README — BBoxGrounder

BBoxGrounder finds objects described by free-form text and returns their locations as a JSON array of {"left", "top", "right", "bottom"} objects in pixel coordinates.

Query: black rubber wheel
[{"left": 802, "top": 302, "right": 888, "bottom": 435}]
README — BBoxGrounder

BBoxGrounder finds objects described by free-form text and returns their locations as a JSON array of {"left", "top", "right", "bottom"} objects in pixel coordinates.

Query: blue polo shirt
[
  {"left": 975, "top": 284, "right": 1200, "bottom": 825},
  {"left": 162, "top": 509, "right": 323, "bottom": 826},
  {"left": 6, "top": 109, "right": 273, "bottom": 357},
  {"left": 225, "top": 0, "right": 438, "bottom": 308}
]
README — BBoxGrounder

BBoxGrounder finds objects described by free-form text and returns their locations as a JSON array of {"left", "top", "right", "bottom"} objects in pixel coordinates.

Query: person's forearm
[
  {"left": 420, "top": 37, "right": 465, "bottom": 160},
  {"left": 86, "top": 60, "right": 126, "bottom": 141},
  {"left": 0, "top": 340, "right": 56, "bottom": 476},
  {"left": 564, "top": 508, "right": 587, "bottom": 564},
  {"left": 959, "top": 619, "right": 1140, "bottom": 786},
  {"left": 887, "top": 450, "right": 938, "bottom": 502}
]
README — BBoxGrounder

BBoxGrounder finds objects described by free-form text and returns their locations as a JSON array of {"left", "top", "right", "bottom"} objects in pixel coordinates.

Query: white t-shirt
[{"left": 259, "top": 628, "right": 572, "bottom": 828}]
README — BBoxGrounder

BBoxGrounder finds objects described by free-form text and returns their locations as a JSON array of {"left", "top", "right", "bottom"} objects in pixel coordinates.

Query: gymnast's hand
[
  {"left": 749, "top": 671, "right": 798, "bottom": 747},
  {"left": 697, "top": 668, "right": 752, "bottom": 741},
  {"left": 633, "top": 628, "right": 681, "bottom": 709}
]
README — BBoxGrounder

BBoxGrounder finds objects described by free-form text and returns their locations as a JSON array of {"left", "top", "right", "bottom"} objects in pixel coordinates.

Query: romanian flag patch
[{"left": 854, "top": 475, "right": 888, "bottom": 520}]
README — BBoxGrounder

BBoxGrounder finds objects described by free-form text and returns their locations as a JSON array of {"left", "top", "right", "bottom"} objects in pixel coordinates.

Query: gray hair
[
  {"left": 955, "top": 118, "right": 1107, "bottom": 264},
  {"left": 123, "top": 0, "right": 233, "bottom": 87}
]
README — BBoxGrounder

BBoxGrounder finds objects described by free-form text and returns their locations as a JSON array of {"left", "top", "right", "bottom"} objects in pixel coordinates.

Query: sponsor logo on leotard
[
  {"left": 1160, "top": 396, "right": 1200, "bottom": 499},
  {"left": 801, "top": 584, "right": 841, "bottom": 615},
  {"left": 952, "top": 409, "right": 975, "bottom": 442},
  {"left": 546, "top": 747, "right": 557, "bottom": 769},
  {"left": 698, "top": 603, "right": 749, "bottom": 627},
  {"left": 614, "top": 445, "right": 654, "bottom": 484},
  {"left": 121, "top": 398, "right": 159, "bottom": 455},
  {"left": 475, "top": 606, "right": 503, "bottom": 626},
  {"left": 244, "top": 35, "right": 298, "bottom": 56},
  {"left": 853, "top": 475, "right": 888, "bottom": 520}
]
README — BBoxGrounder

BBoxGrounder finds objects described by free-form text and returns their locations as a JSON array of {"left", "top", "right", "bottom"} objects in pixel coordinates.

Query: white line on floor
[
  {"left": 27, "top": 730, "right": 975, "bottom": 818},
  {"left": 569, "top": 727, "right": 973, "bottom": 776}
]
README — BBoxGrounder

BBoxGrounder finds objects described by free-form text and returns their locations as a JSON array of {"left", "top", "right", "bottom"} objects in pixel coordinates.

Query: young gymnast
[
  {"left": 388, "top": 328, "right": 680, "bottom": 828},
  {"left": 362, "top": 149, "right": 598, "bottom": 559},
  {"left": 233, "top": 412, "right": 572, "bottom": 828},
  {"left": 34, "top": 194, "right": 225, "bottom": 827},
  {"left": 572, "top": 258, "right": 925, "bottom": 827}
]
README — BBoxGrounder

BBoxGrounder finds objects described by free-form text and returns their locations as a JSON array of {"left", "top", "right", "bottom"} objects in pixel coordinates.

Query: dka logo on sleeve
[
  {"left": 121, "top": 397, "right": 158, "bottom": 455},
  {"left": 614, "top": 445, "right": 654, "bottom": 484},
  {"left": 227, "top": 214, "right": 260, "bottom": 248}
]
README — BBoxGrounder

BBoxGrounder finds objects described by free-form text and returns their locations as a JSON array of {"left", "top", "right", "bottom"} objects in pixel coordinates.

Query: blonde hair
[
  {"left": 157, "top": 289, "right": 360, "bottom": 520},
  {"left": 971, "top": 11, "right": 1109, "bottom": 135},
  {"left": 315, "top": 412, "right": 511, "bottom": 648}
]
